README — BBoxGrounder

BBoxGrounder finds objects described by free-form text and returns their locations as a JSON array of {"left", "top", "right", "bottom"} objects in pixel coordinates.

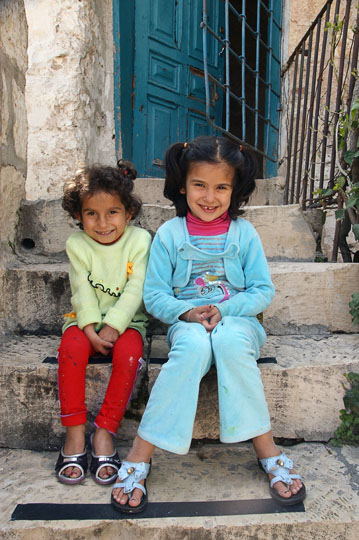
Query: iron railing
[{"left": 282, "top": 0, "right": 359, "bottom": 209}]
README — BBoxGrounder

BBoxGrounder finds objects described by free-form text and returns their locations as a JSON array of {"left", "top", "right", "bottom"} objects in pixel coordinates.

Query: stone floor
[{"left": 1, "top": 442, "right": 358, "bottom": 539}]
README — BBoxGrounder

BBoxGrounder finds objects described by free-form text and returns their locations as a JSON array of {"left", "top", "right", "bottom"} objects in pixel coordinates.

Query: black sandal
[
  {"left": 55, "top": 447, "right": 88, "bottom": 485},
  {"left": 111, "top": 460, "right": 151, "bottom": 513},
  {"left": 90, "top": 434, "right": 121, "bottom": 485},
  {"left": 258, "top": 452, "right": 306, "bottom": 506}
]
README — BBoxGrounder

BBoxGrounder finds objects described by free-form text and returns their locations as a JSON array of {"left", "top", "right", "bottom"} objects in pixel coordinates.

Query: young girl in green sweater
[{"left": 55, "top": 161, "right": 151, "bottom": 485}]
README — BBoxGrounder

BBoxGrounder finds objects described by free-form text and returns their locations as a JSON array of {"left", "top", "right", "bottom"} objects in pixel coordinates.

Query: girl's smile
[
  {"left": 180, "top": 161, "right": 234, "bottom": 222},
  {"left": 78, "top": 191, "right": 132, "bottom": 244}
]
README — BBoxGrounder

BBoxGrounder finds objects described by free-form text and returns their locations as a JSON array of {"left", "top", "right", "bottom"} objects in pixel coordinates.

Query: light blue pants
[{"left": 138, "top": 316, "right": 271, "bottom": 454}]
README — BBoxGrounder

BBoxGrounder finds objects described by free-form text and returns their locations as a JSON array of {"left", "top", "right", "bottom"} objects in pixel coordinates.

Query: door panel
[{"left": 133, "top": 0, "right": 224, "bottom": 177}]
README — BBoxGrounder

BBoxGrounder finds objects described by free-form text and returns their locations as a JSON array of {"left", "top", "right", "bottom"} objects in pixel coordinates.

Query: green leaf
[
  {"left": 336, "top": 176, "right": 346, "bottom": 188},
  {"left": 335, "top": 209, "right": 345, "bottom": 220},
  {"left": 344, "top": 150, "right": 359, "bottom": 164},
  {"left": 352, "top": 223, "right": 359, "bottom": 241},
  {"left": 346, "top": 195, "right": 359, "bottom": 208}
]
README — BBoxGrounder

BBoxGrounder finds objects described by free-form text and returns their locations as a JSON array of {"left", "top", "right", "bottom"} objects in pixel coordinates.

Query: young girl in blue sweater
[{"left": 111, "top": 136, "right": 306, "bottom": 512}]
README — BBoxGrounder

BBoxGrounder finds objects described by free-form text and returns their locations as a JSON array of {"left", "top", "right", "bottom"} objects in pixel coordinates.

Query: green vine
[
  {"left": 349, "top": 292, "right": 359, "bottom": 325},
  {"left": 331, "top": 372, "right": 359, "bottom": 446}
]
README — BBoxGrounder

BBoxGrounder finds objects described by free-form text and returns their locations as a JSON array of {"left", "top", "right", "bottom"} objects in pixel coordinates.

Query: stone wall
[
  {"left": 23, "top": 0, "right": 116, "bottom": 201},
  {"left": 286, "top": 0, "right": 327, "bottom": 59},
  {"left": 0, "top": 0, "right": 27, "bottom": 263}
]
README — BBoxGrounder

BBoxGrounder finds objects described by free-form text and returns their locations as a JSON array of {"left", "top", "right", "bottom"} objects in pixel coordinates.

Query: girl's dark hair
[
  {"left": 164, "top": 136, "right": 258, "bottom": 219},
  {"left": 62, "top": 160, "right": 141, "bottom": 222}
]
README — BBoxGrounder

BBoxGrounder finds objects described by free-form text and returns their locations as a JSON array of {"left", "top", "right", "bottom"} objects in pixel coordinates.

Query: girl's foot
[
  {"left": 61, "top": 424, "right": 86, "bottom": 479},
  {"left": 92, "top": 428, "right": 117, "bottom": 480},
  {"left": 111, "top": 435, "right": 154, "bottom": 509},
  {"left": 253, "top": 432, "right": 303, "bottom": 501}
]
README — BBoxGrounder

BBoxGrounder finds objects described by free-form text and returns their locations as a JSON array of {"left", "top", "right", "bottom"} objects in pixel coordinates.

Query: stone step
[
  {"left": 1, "top": 442, "right": 358, "bottom": 539},
  {"left": 139, "top": 204, "right": 317, "bottom": 261},
  {"left": 17, "top": 198, "right": 317, "bottom": 261},
  {"left": 267, "top": 262, "right": 359, "bottom": 334},
  {"left": 1, "top": 333, "right": 358, "bottom": 450},
  {"left": 133, "top": 176, "right": 287, "bottom": 207},
  {"left": 16, "top": 176, "right": 287, "bottom": 256},
  {"left": 1, "top": 260, "right": 358, "bottom": 335}
]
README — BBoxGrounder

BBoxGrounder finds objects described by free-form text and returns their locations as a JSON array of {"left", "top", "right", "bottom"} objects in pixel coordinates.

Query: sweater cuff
[
  {"left": 102, "top": 313, "right": 129, "bottom": 335},
  {"left": 76, "top": 309, "right": 102, "bottom": 330}
]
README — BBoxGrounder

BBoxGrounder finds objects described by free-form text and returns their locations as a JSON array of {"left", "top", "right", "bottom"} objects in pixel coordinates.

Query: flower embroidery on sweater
[
  {"left": 127, "top": 262, "right": 134, "bottom": 276},
  {"left": 64, "top": 311, "right": 76, "bottom": 319}
]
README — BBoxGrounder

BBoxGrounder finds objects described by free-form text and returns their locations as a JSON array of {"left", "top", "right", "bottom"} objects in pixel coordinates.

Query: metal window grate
[{"left": 201, "top": 0, "right": 282, "bottom": 176}]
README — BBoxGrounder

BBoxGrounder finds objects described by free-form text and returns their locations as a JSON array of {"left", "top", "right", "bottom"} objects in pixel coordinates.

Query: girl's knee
[
  {"left": 172, "top": 327, "right": 211, "bottom": 357},
  {"left": 58, "top": 327, "right": 91, "bottom": 360},
  {"left": 212, "top": 317, "right": 261, "bottom": 360},
  {"left": 213, "top": 317, "right": 262, "bottom": 344}
]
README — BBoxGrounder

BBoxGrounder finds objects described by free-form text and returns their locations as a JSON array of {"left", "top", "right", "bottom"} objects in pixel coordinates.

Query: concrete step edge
[{"left": 1, "top": 442, "right": 359, "bottom": 539}]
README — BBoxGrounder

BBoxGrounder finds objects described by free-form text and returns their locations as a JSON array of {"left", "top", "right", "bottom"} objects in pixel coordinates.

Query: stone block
[
  {"left": 244, "top": 205, "right": 316, "bottom": 260},
  {"left": 0, "top": 261, "right": 70, "bottom": 335},
  {"left": 0, "top": 166, "right": 26, "bottom": 257},
  {"left": 268, "top": 262, "right": 359, "bottom": 334},
  {"left": 2, "top": 260, "right": 358, "bottom": 336},
  {"left": 248, "top": 176, "right": 286, "bottom": 206},
  {"left": 16, "top": 196, "right": 317, "bottom": 262},
  {"left": 17, "top": 199, "right": 76, "bottom": 255},
  {"left": 1, "top": 333, "right": 357, "bottom": 450}
]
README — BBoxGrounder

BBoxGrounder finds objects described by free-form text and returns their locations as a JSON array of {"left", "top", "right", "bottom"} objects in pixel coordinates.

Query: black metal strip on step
[
  {"left": 149, "top": 357, "right": 277, "bottom": 365},
  {"left": 43, "top": 356, "right": 277, "bottom": 365},
  {"left": 11, "top": 499, "right": 304, "bottom": 521}
]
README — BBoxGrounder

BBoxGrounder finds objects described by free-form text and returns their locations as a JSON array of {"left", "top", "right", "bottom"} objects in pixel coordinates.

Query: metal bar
[
  {"left": 225, "top": 0, "right": 230, "bottom": 132},
  {"left": 331, "top": 194, "right": 343, "bottom": 261},
  {"left": 284, "top": 53, "right": 299, "bottom": 204},
  {"left": 296, "top": 31, "right": 313, "bottom": 204},
  {"left": 346, "top": 8, "right": 359, "bottom": 113},
  {"left": 204, "top": 75, "right": 278, "bottom": 130},
  {"left": 202, "top": 0, "right": 211, "bottom": 124},
  {"left": 318, "top": 0, "right": 341, "bottom": 191},
  {"left": 241, "top": 0, "right": 246, "bottom": 140},
  {"left": 290, "top": 45, "right": 305, "bottom": 203},
  {"left": 255, "top": 0, "right": 261, "bottom": 147},
  {"left": 265, "top": 0, "right": 274, "bottom": 157},
  {"left": 309, "top": 4, "right": 331, "bottom": 203},
  {"left": 328, "top": 0, "right": 352, "bottom": 188},
  {"left": 302, "top": 18, "right": 322, "bottom": 209}
]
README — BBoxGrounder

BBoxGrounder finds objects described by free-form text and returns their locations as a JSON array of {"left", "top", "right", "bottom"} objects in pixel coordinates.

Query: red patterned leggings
[{"left": 57, "top": 326, "right": 143, "bottom": 434}]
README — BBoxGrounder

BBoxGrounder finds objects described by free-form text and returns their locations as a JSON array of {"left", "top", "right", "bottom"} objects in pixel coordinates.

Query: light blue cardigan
[{"left": 143, "top": 216, "right": 275, "bottom": 324}]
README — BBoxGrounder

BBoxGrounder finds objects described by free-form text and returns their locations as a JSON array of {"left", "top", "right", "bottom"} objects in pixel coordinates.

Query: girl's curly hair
[{"left": 62, "top": 160, "right": 142, "bottom": 222}]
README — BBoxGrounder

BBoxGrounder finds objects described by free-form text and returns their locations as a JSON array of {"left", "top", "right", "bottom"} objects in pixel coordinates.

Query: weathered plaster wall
[
  {"left": 286, "top": 0, "right": 326, "bottom": 59},
  {"left": 0, "top": 0, "right": 27, "bottom": 262},
  {"left": 23, "top": 0, "right": 116, "bottom": 201}
]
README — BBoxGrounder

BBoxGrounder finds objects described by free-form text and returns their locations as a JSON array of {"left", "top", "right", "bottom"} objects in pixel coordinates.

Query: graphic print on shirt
[{"left": 195, "top": 272, "right": 230, "bottom": 303}]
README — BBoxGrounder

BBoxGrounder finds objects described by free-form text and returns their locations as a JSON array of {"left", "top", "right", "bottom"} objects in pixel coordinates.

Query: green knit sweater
[{"left": 63, "top": 225, "right": 152, "bottom": 341}]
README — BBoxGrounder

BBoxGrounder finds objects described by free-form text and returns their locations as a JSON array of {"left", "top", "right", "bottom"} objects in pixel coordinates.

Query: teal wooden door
[{"left": 132, "top": 0, "right": 224, "bottom": 177}]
